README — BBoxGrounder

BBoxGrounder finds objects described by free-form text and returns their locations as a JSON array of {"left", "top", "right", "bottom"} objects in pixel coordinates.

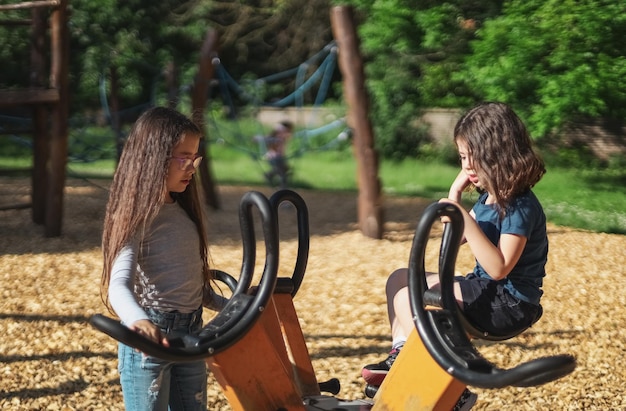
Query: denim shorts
[{"left": 457, "top": 273, "right": 541, "bottom": 336}]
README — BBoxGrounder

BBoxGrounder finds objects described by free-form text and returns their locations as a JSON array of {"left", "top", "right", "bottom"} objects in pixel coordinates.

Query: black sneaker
[
  {"left": 453, "top": 388, "right": 477, "bottom": 411},
  {"left": 361, "top": 348, "right": 401, "bottom": 386}
]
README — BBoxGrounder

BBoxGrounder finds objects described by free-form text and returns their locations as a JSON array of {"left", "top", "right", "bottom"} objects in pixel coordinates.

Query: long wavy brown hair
[
  {"left": 100, "top": 107, "right": 212, "bottom": 313},
  {"left": 454, "top": 102, "right": 546, "bottom": 217}
]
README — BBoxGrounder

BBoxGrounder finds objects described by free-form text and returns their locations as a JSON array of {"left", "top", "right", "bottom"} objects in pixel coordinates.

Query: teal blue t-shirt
[{"left": 471, "top": 190, "right": 548, "bottom": 305}]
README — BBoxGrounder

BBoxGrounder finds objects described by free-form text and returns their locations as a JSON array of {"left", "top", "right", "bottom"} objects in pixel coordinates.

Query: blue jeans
[{"left": 118, "top": 307, "right": 207, "bottom": 411}]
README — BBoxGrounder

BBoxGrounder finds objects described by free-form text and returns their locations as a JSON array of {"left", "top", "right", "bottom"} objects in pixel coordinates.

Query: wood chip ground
[{"left": 1, "top": 178, "right": 624, "bottom": 410}]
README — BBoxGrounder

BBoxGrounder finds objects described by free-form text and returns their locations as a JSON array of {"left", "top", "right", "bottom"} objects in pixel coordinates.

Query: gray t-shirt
[{"left": 109, "top": 202, "right": 204, "bottom": 326}]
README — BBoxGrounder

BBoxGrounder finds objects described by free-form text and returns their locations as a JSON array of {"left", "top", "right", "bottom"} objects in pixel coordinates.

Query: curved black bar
[
  {"left": 408, "top": 201, "right": 576, "bottom": 388},
  {"left": 269, "top": 189, "right": 310, "bottom": 297},
  {"left": 212, "top": 269, "right": 238, "bottom": 292},
  {"left": 89, "top": 190, "right": 280, "bottom": 361},
  {"left": 230, "top": 191, "right": 264, "bottom": 296},
  {"left": 90, "top": 313, "right": 208, "bottom": 360}
]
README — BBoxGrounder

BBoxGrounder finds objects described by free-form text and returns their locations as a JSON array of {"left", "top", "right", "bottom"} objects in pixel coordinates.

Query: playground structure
[
  {"left": 205, "top": 41, "right": 350, "bottom": 191},
  {"left": 198, "top": 6, "right": 383, "bottom": 239},
  {"left": 90, "top": 189, "right": 576, "bottom": 410},
  {"left": 207, "top": 40, "right": 349, "bottom": 161},
  {"left": 1, "top": 4, "right": 383, "bottom": 241},
  {"left": 0, "top": 0, "right": 69, "bottom": 237}
]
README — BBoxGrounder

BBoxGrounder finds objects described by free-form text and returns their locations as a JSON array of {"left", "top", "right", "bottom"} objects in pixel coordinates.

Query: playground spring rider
[{"left": 90, "top": 191, "right": 576, "bottom": 410}]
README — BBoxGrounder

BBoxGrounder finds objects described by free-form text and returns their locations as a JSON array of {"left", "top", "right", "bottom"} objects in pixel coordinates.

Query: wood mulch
[{"left": 1, "top": 177, "right": 624, "bottom": 410}]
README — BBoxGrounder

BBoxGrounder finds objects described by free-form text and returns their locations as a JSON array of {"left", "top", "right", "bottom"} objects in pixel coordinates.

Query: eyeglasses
[{"left": 170, "top": 155, "right": 203, "bottom": 170}]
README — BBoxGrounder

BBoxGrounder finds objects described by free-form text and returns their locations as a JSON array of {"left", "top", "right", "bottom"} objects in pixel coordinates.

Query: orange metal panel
[
  {"left": 273, "top": 293, "right": 320, "bottom": 396},
  {"left": 373, "top": 331, "right": 466, "bottom": 411},
  {"left": 207, "top": 304, "right": 305, "bottom": 411}
]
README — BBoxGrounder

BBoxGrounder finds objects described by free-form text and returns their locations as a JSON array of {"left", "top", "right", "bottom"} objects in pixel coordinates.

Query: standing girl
[
  {"left": 362, "top": 102, "right": 548, "bottom": 410},
  {"left": 101, "top": 107, "right": 223, "bottom": 411}
]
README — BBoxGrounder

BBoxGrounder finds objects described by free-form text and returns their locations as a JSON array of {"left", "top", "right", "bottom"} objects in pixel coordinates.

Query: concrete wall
[
  {"left": 417, "top": 109, "right": 626, "bottom": 159},
  {"left": 562, "top": 120, "right": 626, "bottom": 160},
  {"left": 257, "top": 107, "right": 344, "bottom": 128},
  {"left": 414, "top": 108, "right": 462, "bottom": 145}
]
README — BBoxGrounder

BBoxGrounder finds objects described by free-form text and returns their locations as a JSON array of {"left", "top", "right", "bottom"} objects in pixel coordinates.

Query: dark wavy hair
[{"left": 454, "top": 102, "right": 546, "bottom": 216}]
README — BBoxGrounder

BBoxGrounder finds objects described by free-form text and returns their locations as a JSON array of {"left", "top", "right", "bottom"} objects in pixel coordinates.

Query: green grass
[
  {"left": 1, "top": 140, "right": 625, "bottom": 234},
  {"left": 534, "top": 168, "right": 626, "bottom": 234},
  {"left": 197, "top": 144, "right": 626, "bottom": 234}
]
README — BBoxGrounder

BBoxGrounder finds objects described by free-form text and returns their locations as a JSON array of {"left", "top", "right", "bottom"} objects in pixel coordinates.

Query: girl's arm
[
  {"left": 109, "top": 245, "right": 168, "bottom": 345},
  {"left": 440, "top": 198, "right": 527, "bottom": 281}
]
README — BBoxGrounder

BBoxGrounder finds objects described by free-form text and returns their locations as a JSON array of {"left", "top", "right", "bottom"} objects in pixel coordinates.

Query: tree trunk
[
  {"left": 191, "top": 29, "right": 221, "bottom": 210},
  {"left": 330, "top": 5, "right": 383, "bottom": 239}
]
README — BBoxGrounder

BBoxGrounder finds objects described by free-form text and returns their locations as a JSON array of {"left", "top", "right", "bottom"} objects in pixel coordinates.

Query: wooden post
[
  {"left": 191, "top": 28, "right": 221, "bottom": 210},
  {"left": 45, "top": 0, "right": 69, "bottom": 237},
  {"left": 30, "top": 6, "right": 47, "bottom": 225},
  {"left": 0, "top": 0, "right": 68, "bottom": 236},
  {"left": 330, "top": 5, "right": 383, "bottom": 239}
]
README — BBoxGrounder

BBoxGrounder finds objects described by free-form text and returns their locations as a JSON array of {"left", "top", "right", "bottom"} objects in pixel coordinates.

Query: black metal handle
[
  {"left": 269, "top": 189, "right": 310, "bottom": 297},
  {"left": 90, "top": 190, "right": 279, "bottom": 361},
  {"left": 212, "top": 269, "right": 238, "bottom": 292},
  {"left": 408, "top": 201, "right": 576, "bottom": 388}
]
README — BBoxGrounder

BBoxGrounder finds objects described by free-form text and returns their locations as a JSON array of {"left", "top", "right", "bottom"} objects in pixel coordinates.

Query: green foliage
[
  {"left": 69, "top": 0, "right": 209, "bottom": 111},
  {"left": 349, "top": 2, "right": 436, "bottom": 159},
  {"left": 3, "top": 0, "right": 626, "bottom": 163},
  {"left": 0, "top": 135, "right": 31, "bottom": 157},
  {"left": 0, "top": 6, "right": 38, "bottom": 88},
  {"left": 2, "top": 131, "right": 625, "bottom": 232},
  {"left": 417, "top": 141, "right": 460, "bottom": 165},
  {"left": 465, "top": 0, "right": 626, "bottom": 138},
  {"left": 539, "top": 143, "right": 603, "bottom": 169},
  {"left": 68, "top": 126, "right": 118, "bottom": 162},
  {"left": 347, "top": 0, "right": 626, "bottom": 156},
  {"left": 0, "top": 32, "right": 30, "bottom": 87},
  {"left": 347, "top": 1, "right": 503, "bottom": 159}
]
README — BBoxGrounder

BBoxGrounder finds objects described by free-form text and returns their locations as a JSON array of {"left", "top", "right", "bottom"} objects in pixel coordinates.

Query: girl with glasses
[{"left": 101, "top": 107, "right": 225, "bottom": 410}]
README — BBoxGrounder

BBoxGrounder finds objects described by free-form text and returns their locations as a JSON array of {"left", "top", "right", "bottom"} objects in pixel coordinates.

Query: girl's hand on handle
[
  {"left": 438, "top": 198, "right": 470, "bottom": 246},
  {"left": 438, "top": 198, "right": 463, "bottom": 224},
  {"left": 130, "top": 319, "right": 170, "bottom": 347}
]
